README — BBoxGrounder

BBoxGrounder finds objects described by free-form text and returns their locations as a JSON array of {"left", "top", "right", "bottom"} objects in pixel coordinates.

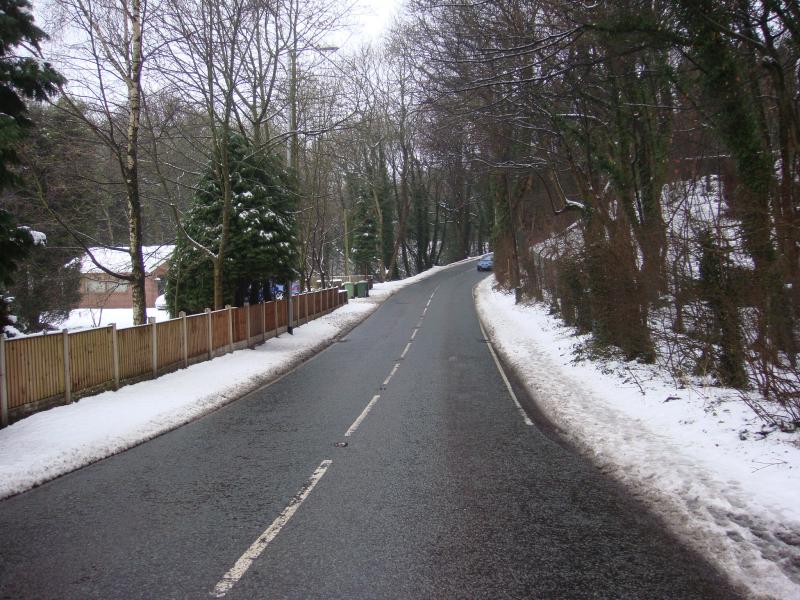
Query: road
[{"left": 0, "top": 263, "right": 741, "bottom": 599}]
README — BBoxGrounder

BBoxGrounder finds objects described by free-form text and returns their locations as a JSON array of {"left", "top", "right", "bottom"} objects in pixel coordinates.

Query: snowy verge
[
  {"left": 0, "top": 260, "right": 474, "bottom": 500},
  {"left": 475, "top": 276, "right": 800, "bottom": 600}
]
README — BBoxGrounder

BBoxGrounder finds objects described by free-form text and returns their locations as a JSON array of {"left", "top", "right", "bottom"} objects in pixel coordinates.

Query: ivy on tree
[{"left": 166, "top": 135, "right": 299, "bottom": 315}]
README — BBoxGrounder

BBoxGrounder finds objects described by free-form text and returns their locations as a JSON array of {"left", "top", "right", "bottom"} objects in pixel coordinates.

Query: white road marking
[
  {"left": 410, "top": 328, "right": 418, "bottom": 340},
  {"left": 421, "top": 307, "right": 428, "bottom": 317},
  {"left": 344, "top": 395, "right": 381, "bottom": 437},
  {"left": 383, "top": 363, "right": 400, "bottom": 386},
  {"left": 417, "top": 319, "right": 424, "bottom": 328},
  {"left": 477, "top": 318, "right": 534, "bottom": 427},
  {"left": 210, "top": 460, "right": 332, "bottom": 598},
  {"left": 400, "top": 342, "right": 412, "bottom": 359}
]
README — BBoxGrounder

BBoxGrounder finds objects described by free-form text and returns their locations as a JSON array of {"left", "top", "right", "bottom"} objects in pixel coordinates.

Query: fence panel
[
  {"left": 70, "top": 327, "right": 113, "bottom": 393},
  {"left": 186, "top": 314, "right": 208, "bottom": 359},
  {"left": 250, "top": 303, "right": 263, "bottom": 338},
  {"left": 299, "top": 294, "right": 308, "bottom": 320},
  {"left": 265, "top": 301, "right": 276, "bottom": 332},
  {"left": 234, "top": 307, "right": 247, "bottom": 343},
  {"left": 277, "top": 299, "right": 287, "bottom": 328},
  {"left": 157, "top": 320, "right": 182, "bottom": 371},
  {"left": 5, "top": 334, "right": 65, "bottom": 409},
  {"left": 117, "top": 324, "right": 151, "bottom": 380},
  {"left": 211, "top": 310, "right": 228, "bottom": 351}
]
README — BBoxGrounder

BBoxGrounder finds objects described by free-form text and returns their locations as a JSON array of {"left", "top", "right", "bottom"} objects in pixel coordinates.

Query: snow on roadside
[
  {"left": 475, "top": 276, "right": 800, "bottom": 600},
  {"left": 0, "top": 259, "right": 474, "bottom": 500}
]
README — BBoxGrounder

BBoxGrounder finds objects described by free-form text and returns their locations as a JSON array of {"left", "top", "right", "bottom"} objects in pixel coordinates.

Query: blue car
[{"left": 477, "top": 253, "right": 493, "bottom": 271}]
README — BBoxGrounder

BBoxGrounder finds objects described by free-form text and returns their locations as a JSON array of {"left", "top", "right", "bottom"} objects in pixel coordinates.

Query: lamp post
[{"left": 286, "top": 41, "right": 339, "bottom": 296}]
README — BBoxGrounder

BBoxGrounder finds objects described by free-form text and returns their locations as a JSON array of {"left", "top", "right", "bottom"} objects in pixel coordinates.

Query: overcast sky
[{"left": 338, "top": 0, "right": 404, "bottom": 49}]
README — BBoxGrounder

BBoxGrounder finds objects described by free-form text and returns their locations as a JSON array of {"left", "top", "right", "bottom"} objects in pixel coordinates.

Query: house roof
[{"left": 74, "top": 245, "right": 175, "bottom": 276}]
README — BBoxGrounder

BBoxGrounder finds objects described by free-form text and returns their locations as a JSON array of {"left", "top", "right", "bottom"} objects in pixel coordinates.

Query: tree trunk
[{"left": 126, "top": 0, "right": 147, "bottom": 325}]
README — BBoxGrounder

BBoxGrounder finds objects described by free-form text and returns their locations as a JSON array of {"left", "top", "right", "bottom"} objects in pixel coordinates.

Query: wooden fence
[{"left": 0, "top": 288, "right": 348, "bottom": 426}]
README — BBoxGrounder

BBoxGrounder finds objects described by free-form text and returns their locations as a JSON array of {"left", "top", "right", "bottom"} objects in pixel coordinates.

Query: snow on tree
[
  {"left": 0, "top": 0, "right": 63, "bottom": 333},
  {"left": 166, "top": 135, "right": 299, "bottom": 315}
]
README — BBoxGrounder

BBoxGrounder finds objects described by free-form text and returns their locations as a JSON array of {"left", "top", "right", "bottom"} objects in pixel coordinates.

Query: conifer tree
[
  {"left": 348, "top": 177, "right": 380, "bottom": 276},
  {"left": 166, "top": 135, "right": 298, "bottom": 315},
  {"left": 0, "top": 0, "right": 63, "bottom": 332}
]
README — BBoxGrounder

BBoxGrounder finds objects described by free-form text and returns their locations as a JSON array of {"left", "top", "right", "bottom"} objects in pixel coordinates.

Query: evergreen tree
[
  {"left": 166, "top": 135, "right": 298, "bottom": 315},
  {"left": 0, "top": 0, "right": 64, "bottom": 332},
  {"left": 348, "top": 176, "right": 380, "bottom": 276}
]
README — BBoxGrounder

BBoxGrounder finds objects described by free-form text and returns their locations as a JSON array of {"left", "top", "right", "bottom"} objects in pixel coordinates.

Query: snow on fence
[{"left": 0, "top": 288, "right": 348, "bottom": 426}]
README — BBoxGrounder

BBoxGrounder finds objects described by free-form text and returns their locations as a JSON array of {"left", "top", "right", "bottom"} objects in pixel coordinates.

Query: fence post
[
  {"left": 0, "top": 334, "right": 8, "bottom": 427},
  {"left": 304, "top": 293, "right": 309, "bottom": 324},
  {"left": 63, "top": 329, "right": 72, "bottom": 404},
  {"left": 206, "top": 308, "right": 213, "bottom": 360},
  {"left": 287, "top": 289, "right": 293, "bottom": 335},
  {"left": 149, "top": 317, "right": 157, "bottom": 378},
  {"left": 225, "top": 305, "right": 233, "bottom": 352},
  {"left": 111, "top": 324, "right": 120, "bottom": 390},
  {"left": 261, "top": 301, "right": 266, "bottom": 342},
  {"left": 245, "top": 302, "right": 251, "bottom": 347},
  {"left": 274, "top": 301, "right": 279, "bottom": 337},
  {"left": 180, "top": 311, "right": 188, "bottom": 368}
]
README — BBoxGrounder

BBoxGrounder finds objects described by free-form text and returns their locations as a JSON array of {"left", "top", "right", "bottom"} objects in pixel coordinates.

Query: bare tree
[{"left": 47, "top": 0, "right": 153, "bottom": 323}]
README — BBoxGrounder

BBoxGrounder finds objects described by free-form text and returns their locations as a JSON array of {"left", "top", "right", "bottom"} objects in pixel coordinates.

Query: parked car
[{"left": 477, "top": 253, "right": 494, "bottom": 271}]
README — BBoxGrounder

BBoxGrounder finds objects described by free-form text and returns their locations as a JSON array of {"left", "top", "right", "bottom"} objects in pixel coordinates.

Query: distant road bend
[{"left": 0, "top": 263, "right": 742, "bottom": 599}]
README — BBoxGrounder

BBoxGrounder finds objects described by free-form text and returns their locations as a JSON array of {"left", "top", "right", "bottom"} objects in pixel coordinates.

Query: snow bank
[
  {"left": 0, "top": 260, "right": 473, "bottom": 499},
  {"left": 475, "top": 277, "right": 800, "bottom": 599}
]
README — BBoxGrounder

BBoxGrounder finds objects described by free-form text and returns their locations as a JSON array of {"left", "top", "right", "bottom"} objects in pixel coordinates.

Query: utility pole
[
  {"left": 343, "top": 205, "right": 350, "bottom": 277},
  {"left": 288, "top": 34, "right": 299, "bottom": 174}
]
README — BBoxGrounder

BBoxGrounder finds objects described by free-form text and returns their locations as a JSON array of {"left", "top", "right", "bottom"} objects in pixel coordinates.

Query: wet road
[{"left": 0, "top": 263, "right": 741, "bottom": 599}]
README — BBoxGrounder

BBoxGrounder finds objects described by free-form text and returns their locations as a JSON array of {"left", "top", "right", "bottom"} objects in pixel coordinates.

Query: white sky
[{"left": 338, "top": 0, "right": 404, "bottom": 49}]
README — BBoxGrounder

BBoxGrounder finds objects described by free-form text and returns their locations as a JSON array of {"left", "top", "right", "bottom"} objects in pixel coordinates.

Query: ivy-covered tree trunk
[
  {"left": 698, "top": 229, "right": 747, "bottom": 387},
  {"left": 675, "top": 0, "right": 795, "bottom": 363}
]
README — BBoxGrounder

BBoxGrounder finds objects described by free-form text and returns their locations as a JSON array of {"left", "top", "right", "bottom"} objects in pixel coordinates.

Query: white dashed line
[
  {"left": 344, "top": 395, "right": 381, "bottom": 437},
  {"left": 210, "top": 460, "right": 332, "bottom": 598},
  {"left": 410, "top": 328, "right": 418, "bottom": 340},
  {"left": 400, "top": 342, "right": 412, "bottom": 359},
  {"left": 383, "top": 363, "right": 400, "bottom": 386}
]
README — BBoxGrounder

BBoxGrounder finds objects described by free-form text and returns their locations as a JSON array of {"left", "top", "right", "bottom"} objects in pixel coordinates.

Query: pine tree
[
  {"left": 166, "top": 135, "right": 298, "bottom": 315},
  {"left": 0, "top": 0, "right": 64, "bottom": 332},
  {"left": 348, "top": 176, "right": 380, "bottom": 276}
]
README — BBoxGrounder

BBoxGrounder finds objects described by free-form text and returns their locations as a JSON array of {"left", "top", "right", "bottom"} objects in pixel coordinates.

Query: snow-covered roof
[{"left": 75, "top": 245, "right": 174, "bottom": 276}]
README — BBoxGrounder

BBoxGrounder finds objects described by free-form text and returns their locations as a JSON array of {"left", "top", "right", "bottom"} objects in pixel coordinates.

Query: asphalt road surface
[{"left": 0, "top": 263, "right": 742, "bottom": 599}]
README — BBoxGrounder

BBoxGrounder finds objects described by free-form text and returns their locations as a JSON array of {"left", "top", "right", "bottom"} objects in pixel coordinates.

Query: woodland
[{"left": 1, "top": 0, "right": 798, "bottom": 427}]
